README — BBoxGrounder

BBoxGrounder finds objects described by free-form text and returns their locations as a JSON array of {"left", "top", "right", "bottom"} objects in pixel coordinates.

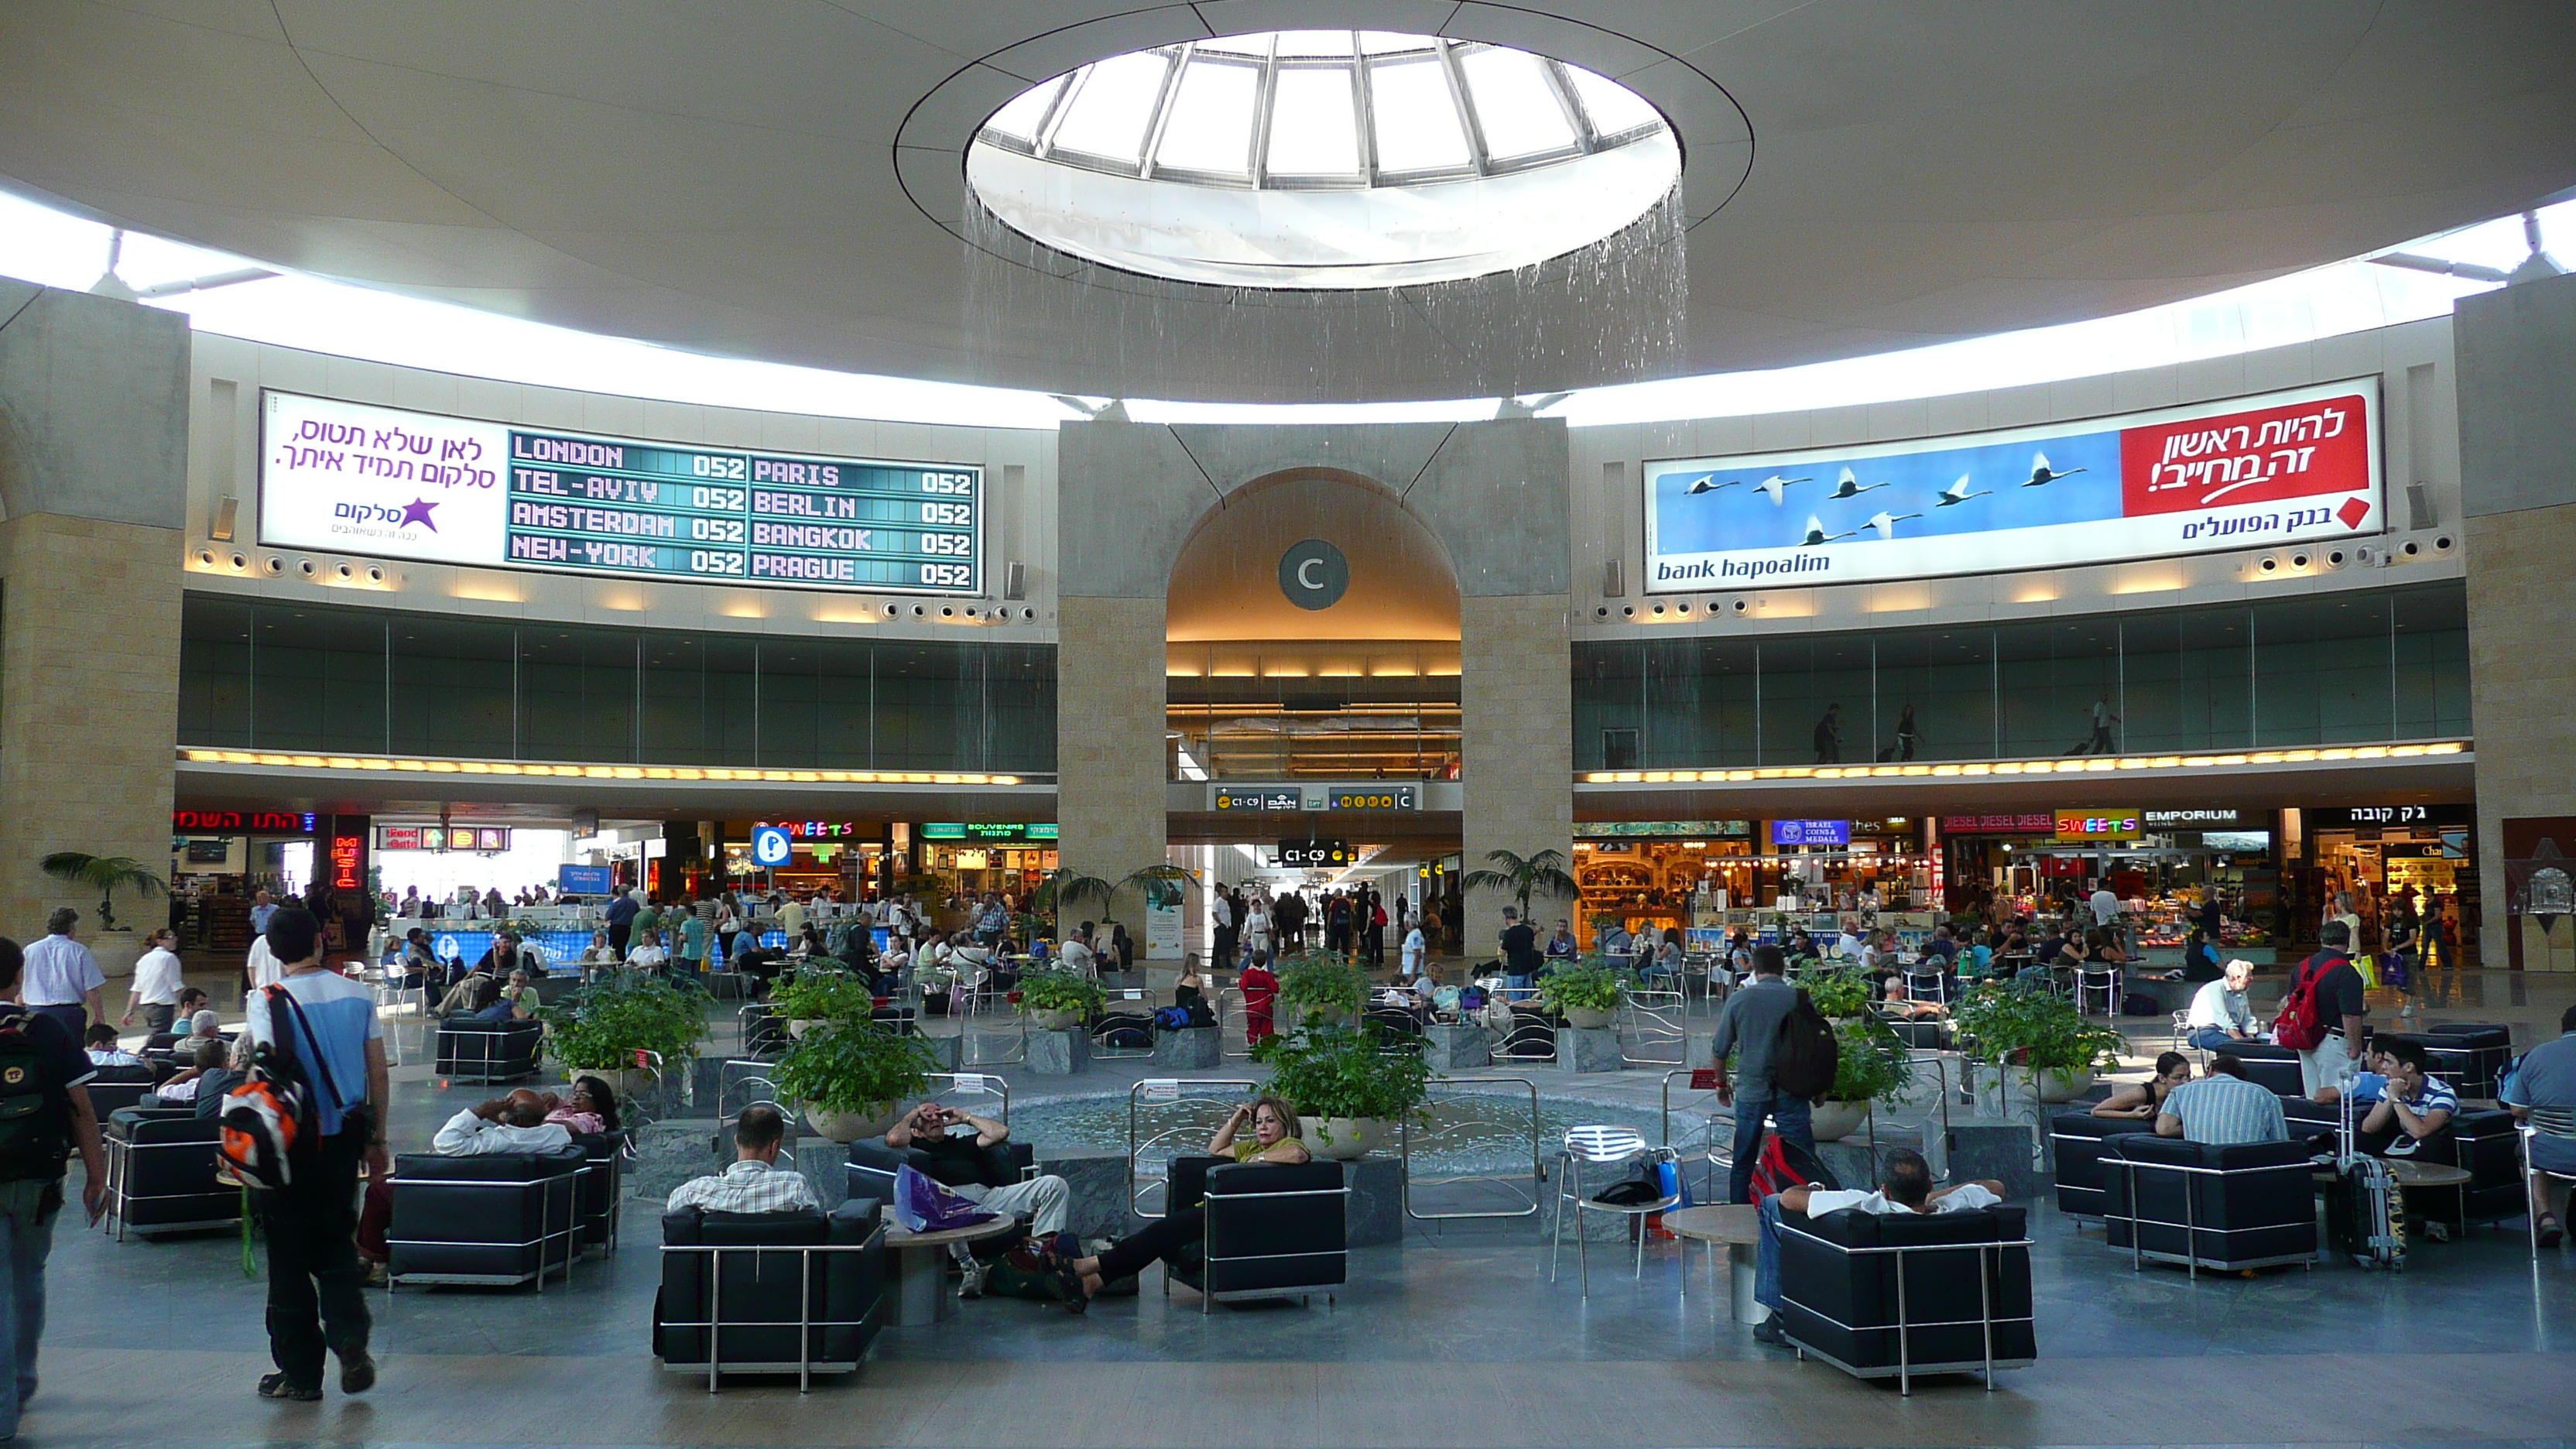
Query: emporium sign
[{"left": 1643, "top": 379, "right": 2381, "bottom": 590}]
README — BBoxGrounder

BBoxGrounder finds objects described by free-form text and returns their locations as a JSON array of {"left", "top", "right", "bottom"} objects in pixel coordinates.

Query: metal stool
[{"left": 1550, "top": 1125, "right": 1679, "bottom": 1293}]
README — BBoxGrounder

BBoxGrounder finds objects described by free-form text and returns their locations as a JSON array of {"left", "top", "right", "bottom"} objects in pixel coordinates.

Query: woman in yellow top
[{"left": 1060, "top": 1094, "right": 1310, "bottom": 1310}]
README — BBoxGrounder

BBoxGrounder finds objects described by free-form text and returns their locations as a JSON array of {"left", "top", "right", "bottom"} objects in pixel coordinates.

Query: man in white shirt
[
  {"left": 625, "top": 928, "right": 670, "bottom": 972},
  {"left": 1400, "top": 923, "right": 1428, "bottom": 978},
  {"left": 246, "top": 932, "right": 284, "bottom": 993},
  {"left": 432, "top": 1091, "right": 574, "bottom": 1156},
  {"left": 22, "top": 909, "right": 107, "bottom": 1039},
  {"left": 122, "top": 926, "right": 187, "bottom": 1033},
  {"left": 668, "top": 1104, "right": 818, "bottom": 1214},
  {"left": 1750, "top": 1149, "right": 2005, "bottom": 1345},
  {"left": 2184, "top": 958, "right": 2261, "bottom": 1050}
]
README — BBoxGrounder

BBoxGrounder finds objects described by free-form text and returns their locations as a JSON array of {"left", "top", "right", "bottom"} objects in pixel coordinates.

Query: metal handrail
[
  {"left": 916, "top": 1070, "right": 1009, "bottom": 1124},
  {"left": 1620, "top": 983, "right": 1689, "bottom": 1067},
  {"left": 1400, "top": 1076, "right": 1544, "bottom": 1221},
  {"left": 1126, "top": 1077, "right": 1262, "bottom": 1218}
]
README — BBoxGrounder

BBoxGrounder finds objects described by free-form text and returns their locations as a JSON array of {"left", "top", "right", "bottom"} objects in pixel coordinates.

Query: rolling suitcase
[{"left": 2325, "top": 1091, "right": 2406, "bottom": 1270}]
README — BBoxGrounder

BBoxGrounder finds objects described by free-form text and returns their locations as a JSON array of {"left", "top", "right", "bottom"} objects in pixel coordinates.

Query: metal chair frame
[
  {"left": 2102, "top": 1153, "right": 2319, "bottom": 1278},
  {"left": 1549, "top": 1125, "right": 1679, "bottom": 1293},
  {"left": 2521, "top": 1106, "right": 2576, "bottom": 1261},
  {"left": 384, "top": 1170, "right": 581, "bottom": 1292},
  {"left": 102, "top": 1130, "right": 236, "bottom": 1240}
]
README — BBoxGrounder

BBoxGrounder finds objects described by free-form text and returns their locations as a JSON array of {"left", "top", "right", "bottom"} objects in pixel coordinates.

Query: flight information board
[{"left": 260, "top": 391, "right": 982, "bottom": 594}]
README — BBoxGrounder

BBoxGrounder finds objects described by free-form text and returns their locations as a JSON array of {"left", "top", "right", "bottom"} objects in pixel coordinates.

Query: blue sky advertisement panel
[{"left": 1643, "top": 379, "right": 2380, "bottom": 591}]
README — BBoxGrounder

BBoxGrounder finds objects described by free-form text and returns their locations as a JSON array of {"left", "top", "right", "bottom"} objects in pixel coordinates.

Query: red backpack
[
  {"left": 1748, "top": 1129, "right": 1843, "bottom": 1201},
  {"left": 2270, "top": 954, "right": 2331, "bottom": 1052}
]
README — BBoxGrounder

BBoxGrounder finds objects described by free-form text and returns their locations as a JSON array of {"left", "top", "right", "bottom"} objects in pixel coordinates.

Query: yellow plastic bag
[{"left": 2355, "top": 954, "right": 2380, "bottom": 989}]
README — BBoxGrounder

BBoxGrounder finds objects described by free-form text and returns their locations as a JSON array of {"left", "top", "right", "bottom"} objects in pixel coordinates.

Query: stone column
[
  {"left": 1054, "top": 594, "right": 1169, "bottom": 944},
  {"left": 2454, "top": 268, "right": 2576, "bottom": 969},
  {"left": 0, "top": 284, "right": 190, "bottom": 954},
  {"left": 1459, "top": 593, "right": 1575, "bottom": 955}
]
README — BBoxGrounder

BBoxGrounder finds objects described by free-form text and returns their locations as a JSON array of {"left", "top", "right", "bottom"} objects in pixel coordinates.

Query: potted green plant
[
  {"left": 769, "top": 971, "right": 879, "bottom": 1038},
  {"left": 1952, "top": 983, "right": 2125, "bottom": 1102},
  {"left": 1458, "top": 848, "right": 1578, "bottom": 923},
  {"left": 1536, "top": 962, "right": 1629, "bottom": 1029},
  {"left": 39, "top": 851, "right": 165, "bottom": 934},
  {"left": 538, "top": 974, "right": 710, "bottom": 1093},
  {"left": 1802, "top": 966, "right": 1874, "bottom": 1021},
  {"left": 1016, "top": 967, "right": 1105, "bottom": 1030},
  {"left": 1811, "top": 1016, "right": 1915, "bottom": 1142},
  {"left": 1276, "top": 952, "right": 1366, "bottom": 1029},
  {"left": 1253, "top": 1023, "right": 1432, "bottom": 1160},
  {"left": 773, "top": 1020, "right": 937, "bottom": 1142}
]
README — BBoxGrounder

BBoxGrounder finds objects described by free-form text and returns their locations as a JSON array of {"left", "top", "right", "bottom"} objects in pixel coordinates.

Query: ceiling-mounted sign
[
  {"left": 2056, "top": 810, "right": 2144, "bottom": 841},
  {"left": 1327, "top": 786, "right": 1416, "bottom": 810},
  {"left": 1214, "top": 787, "right": 1305, "bottom": 812},
  {"left": 749, "top": 826, "right": 793, "bottom": 868},
  {"left": 261, "top": 390, "right": 981, "bottom": 594},
  {"left": 1276, "top": 838, "right": 1352, "bottom": 868},
  {"left": 1643, "top": 379, "right": 2381, "bottom": 591},
  {"left": 1769, "top": 820, "right": 1851, "bottom": 847},
  {"left": 1277, "top": 538, "right": 1349, "bottom": 610}
]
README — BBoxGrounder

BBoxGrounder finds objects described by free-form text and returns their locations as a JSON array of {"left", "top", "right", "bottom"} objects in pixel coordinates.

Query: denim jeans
[
  {"left": 2187, "top": 1026, "right": 2238, "bottom": 1052},
  {"left": 1754, "top": 1191, "right": 1786, "bottom": 1310},
  {"left": 1728, "top": 1092, "right": 1814, "bottom": 1204},
  {"left": 0, "top": 1178, "right": 62, "bottom": 1439}
]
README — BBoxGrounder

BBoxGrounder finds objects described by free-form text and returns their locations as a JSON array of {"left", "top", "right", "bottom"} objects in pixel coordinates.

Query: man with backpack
[
  {"left": 0, "top": 936, "right": 109, "bottom": 1441},
  {"left": 2280, "top": 920, "right": 2369, "bottom": 1100},
  {"left": 242, "top": 906, "right": 386, "bottom": 1402},
  {"left": 1708, "top": 946, "right": 1821, "bottom": 1204}
]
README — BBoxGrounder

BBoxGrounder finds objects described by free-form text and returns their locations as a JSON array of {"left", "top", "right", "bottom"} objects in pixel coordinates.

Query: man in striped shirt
[
  {"left": 2156, "top": 1054, "right": 2290, "bottom": 1146},
  {"left": 2361, "top": 1038, "right": 2456, "bottom": 1157}
]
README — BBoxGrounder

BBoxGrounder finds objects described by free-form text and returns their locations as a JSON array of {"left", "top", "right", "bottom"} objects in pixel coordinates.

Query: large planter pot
[
  {"left": 1809, "top": 1099, "right": 1872, "bottom": 1142},
  {"left": 805, "top": 1101, "right": 901, "bottom": 1144},
  {"left": 2013, "top": 1066, "right": 2096, "bottom": 1104},
  {"left": 1560, "top": 1005, "right": 1615, "bottom": 1030},
  {"left": 1025, "top": 1007, "right": 1083, "bottom": 1031},
  {"left": 88, "top": 932, "right": 146, "bottom": 981},
  {"left": 1297, "top": 1115, "right": 1389, "bottom": 1160},
  {"left": 786, "top": 1016, "right": 817, "bottom": 1040}
]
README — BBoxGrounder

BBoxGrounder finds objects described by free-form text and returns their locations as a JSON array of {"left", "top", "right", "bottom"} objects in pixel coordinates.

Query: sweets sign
[{"left": 1643, "top": 379, "right": 2381, "bottom": 590}]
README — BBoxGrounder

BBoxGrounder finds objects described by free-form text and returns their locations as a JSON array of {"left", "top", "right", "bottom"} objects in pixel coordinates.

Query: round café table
[
  {"left": 1663, "top": 1203, "right": 1766, "bottom": 1324},
  {"left": 880, "top": 1209, "right": 1019, "bottom": 1325}
]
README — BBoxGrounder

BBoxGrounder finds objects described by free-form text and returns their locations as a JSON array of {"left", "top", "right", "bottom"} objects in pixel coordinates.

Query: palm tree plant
[
  {"left": 1032, "top": 868, "right": 1115, "bottom": 933},
  {"left": 1118, "top": 864, "right": 1194, "bottom": 911},
  {"left": 39, "top": 852, "right": 164, "bottom": 932},
  {"left": 1458, "top": 848, "right": 1578, "bottom": 922}
]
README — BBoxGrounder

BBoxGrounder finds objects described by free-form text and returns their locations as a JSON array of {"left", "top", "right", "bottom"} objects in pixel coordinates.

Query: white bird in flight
[
  {"left": 1754, "top": 473, "right": 1811, "bottom": 506},
  {"left": 2022, "top": 451, "right": 2088, "bottom": 487},
  {"left": 1683, "top": 473, "right": 1738, "bottom": 495},
  {"left": 1800, "top": 514, "right": 1858, "bottom": 546},
  {"left": 1826, "top": 466, "right": 1888, "bottom": 501},
  {"left": 1936, "top": 474, "right": 1990, "bottom": 506},
  {"left": 1863, "top": 509, "right": 1924, "bottom": 540}
]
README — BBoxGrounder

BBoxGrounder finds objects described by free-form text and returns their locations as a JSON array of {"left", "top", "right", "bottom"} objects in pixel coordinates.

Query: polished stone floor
[{"left": 46, "top": 966, "right": 2570, "bottom": 1449}]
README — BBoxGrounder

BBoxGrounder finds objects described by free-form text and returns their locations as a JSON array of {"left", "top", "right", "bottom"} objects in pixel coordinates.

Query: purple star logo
[{"left": 396, "top": 498, "right": 439, "bottom": 532}]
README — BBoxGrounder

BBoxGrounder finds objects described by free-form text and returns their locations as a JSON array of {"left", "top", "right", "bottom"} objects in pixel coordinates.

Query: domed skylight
[{"left": 966, "top": 31, "right": 1680, "bottom": 289}]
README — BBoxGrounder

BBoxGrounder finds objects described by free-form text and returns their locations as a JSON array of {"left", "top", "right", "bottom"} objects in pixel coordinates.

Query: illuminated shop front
[{"left": 2297, "top": 803, "right": 2477, "bottom": 965}]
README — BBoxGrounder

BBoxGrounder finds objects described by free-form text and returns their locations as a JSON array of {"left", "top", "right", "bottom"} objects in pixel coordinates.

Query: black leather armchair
[
  {"left": 2101, "top": 1134, "right": 2317, "bottom": 1274},
  {"left": 435, "top": 1018, "right": 543, "bottom": 1083},
  {"left": 1774, "top": 1201, "right": 2035, "bottom": 1394},
  {"left": 102, "top": 1107, "right": 235, "bottom": 1240},
  {"left": 2048, "top": 1112, "right": 2163, "bottom": 1222},
  {"left": 571, "top": 1132, "right": 629, "bottom": 1254},
  {"left": 84, "top": 1064, "right": 159, "bottom": 1118},
  {"left": 654, "top": 1198, "right": 886, "bottom": 1392},
  {"left": 385, "top": 1146, "right": 586, "bottom": 1288},
  {"left": 2217, "top": 1042, "right": 2306, "bottom": 1098},
  {"left": 2378, "top": 1028, "right": 2513, "bottom": 1100},
  {"left": 1163, "top": 1154, "right": 1346, "bottom": 1310}
]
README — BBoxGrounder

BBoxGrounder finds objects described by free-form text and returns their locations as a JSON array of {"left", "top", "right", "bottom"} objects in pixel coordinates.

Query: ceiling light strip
[
  {"left": 1574, "top": 739, "right": 2469, "bottom": 785},
  {"left": 177, "top": 748, "right": 1046, "bottom": 789}
]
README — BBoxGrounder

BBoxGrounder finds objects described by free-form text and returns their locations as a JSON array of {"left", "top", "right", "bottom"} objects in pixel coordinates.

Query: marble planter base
[
  {"left": 1150, "top": 1026, "right": 1221, "bottom": 1069},
  {"left": 1555, "top": 1026, "right": 1624, "bottom": 1073},
  {"left": 1027, "top": 1026, "right": 1092, "bottom": 1075},
  {"left": 1423, "top": 1022, "right": 1491, "bottom": 1072}
]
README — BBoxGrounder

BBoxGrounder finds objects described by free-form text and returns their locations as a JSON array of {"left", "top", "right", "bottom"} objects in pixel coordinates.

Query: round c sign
[
  {"left": 1277, "top": 538, "right": 1350, "bottom": 611},
  {"left": 750, "top": 825, "right": 793, "bottom": 868}
]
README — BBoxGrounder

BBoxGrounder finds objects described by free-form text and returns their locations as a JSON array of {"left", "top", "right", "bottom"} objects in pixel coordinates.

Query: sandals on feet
[{"left": 2540, "top": 1213, "right": 2565, "bottom": 1249}]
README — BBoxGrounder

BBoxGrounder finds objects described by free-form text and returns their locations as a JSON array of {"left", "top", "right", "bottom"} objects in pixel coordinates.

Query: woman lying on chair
[{"left": 1058, "top": 1094, "right": 1310, "bottom": 1311}]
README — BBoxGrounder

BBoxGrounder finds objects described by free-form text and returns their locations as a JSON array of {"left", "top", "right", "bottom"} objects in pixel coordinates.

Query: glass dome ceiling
[{"left": 965, "top": 30, "right": 1681, "bottom": 289}]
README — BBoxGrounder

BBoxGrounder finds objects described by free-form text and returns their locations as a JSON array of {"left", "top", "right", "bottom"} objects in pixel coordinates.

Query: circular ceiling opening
[{"left": 965, "top": 29, "right": 1680, "bottom": 290}]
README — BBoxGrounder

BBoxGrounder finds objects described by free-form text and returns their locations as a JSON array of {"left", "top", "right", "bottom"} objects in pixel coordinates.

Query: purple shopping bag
[{"left": 892, "top": 1163, "right": 1001, "bottom": 1233}]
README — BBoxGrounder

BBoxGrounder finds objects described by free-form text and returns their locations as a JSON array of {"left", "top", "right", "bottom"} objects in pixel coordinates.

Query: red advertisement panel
[{"left": 2121, "top": 389, "right": 2375, "bottom": 517}]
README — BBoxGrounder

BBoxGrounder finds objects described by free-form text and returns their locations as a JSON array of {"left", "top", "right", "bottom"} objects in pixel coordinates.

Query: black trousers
[
  {"left": 608, "top": 922, "right": 632, "bottom": 957},
  {"left": 1094, "top": 1204, "right": 1205, "bottom": 1283},
  {"left": 259, "top": 1128, "right": 371, "bottom": 1388}
]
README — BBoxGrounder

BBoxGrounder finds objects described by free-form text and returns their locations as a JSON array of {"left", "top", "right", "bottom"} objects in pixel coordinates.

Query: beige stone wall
[
  {"left": 2465, "top": 501, "right": 2576, "bottom": 969},
  {"left": 0, "top": 514, "right": 184, "bottom": 959},
  {"left": 1459, "top": 594, "right": 1575, "bottom": 957},
  {"left": 1055, "top": 594, "right": 1170, "bottom": 947}
]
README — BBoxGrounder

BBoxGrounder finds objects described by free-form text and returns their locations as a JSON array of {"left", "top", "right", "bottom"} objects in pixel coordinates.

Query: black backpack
[
  {"left": 1769, "top": 988, "right": 1840, "bottom": 1102},
  {"left": 0, "top": 1012, "right": 64, "bottom": 1180}
]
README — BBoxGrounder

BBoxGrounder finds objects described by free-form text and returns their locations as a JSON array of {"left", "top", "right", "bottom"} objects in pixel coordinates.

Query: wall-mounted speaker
[
  {"left": 1003, "top": 560, "right": 1026, "bottom": 600},
  {"left": 2406, "top": 483, "right": 2436, "bottom": 531},
  {"left": 2400, "top": 539, "right": 2423, "bottom": 560},
  {"left": 2322, "top": 548, "right": 2348, "bottom": 570},
  {"left": 1602, "top": 557, "right": 1625, "bottom": 598},
  {"left": 210, "top": 495, "right": 238, "bottom": 542}
]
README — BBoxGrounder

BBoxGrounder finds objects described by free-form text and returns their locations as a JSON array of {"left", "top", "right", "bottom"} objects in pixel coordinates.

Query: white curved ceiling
[{"left": 3, "top": 1, "right": 2573, "bottom": 403}]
